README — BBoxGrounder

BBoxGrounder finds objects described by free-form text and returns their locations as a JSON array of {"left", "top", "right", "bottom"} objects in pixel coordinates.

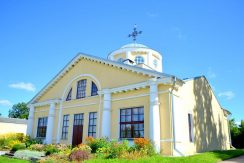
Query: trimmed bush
[
  {"left": 69, "top": 149, "right": 90, "bottom": 161},
  {"left": 13, "top": 149, "right": 45, "bottom": 160},
  {"left": 11, "top": 143, "right": 26, "bottom": 152}
]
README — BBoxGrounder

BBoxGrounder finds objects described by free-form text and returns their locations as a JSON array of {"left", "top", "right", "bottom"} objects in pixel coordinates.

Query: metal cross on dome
[{"left": 128, "top": 24, "right": 142, "bottom": 43}]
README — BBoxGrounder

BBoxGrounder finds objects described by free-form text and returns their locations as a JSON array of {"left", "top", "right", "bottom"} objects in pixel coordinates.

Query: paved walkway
[{"left": 219, "top": 155, "right": 244, "bottom": 163}]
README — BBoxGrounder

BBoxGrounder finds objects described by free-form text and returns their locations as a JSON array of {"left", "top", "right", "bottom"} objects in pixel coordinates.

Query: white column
[
  {"left": 149, "top": 79, "right": 161, "bottom": 153},
  {"left": 27, "top": 105, "right": 34, "bottom": 136},
  {"left": 45, "top": 101, "right": 55, "bottom": 144},
  {"left": 101, "top": 89, "right": 111, "bottom": 138}
]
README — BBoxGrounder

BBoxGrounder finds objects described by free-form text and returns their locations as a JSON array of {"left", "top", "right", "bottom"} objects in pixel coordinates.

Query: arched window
[
  {"left": 76, "top": 79, "right": 87, "bottom": 99},
  {"left": 117, "top": 58, "right": 124, "bottom": 63},
  {"left": 91, "top": 82, "right": 98, "bottom": 96},
  {"left": 153, "top": 59, "right": 158, "bottom": 68},
  {"left": 134, "top": 56, "right": 144, "bottom": 64},
  {"left": 66, "top": 88, "right": 72, "bottom": 101}
]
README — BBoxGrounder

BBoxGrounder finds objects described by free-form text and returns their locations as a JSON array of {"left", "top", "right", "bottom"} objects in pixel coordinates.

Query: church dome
[
  {"left": 108, "top": 43, "right": 163, "bottom": 73},
  {"left": 120, "top": 43, "right": 148, "bottom": 49}
]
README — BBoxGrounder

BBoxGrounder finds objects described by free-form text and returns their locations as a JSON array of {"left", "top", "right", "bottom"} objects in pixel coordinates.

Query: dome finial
[{"left": 128, "top": 24, "right": 142, "bottom": 43}]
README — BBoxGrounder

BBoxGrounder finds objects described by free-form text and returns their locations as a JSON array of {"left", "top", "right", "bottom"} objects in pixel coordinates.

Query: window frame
[
  {"left": 88, "top": 112, "right": 97, "bottom": 138},
  {"left": 119, "top": 107, "right": 144, "bottom": 139},
  {"left": 76, "top": 79, "right": 87, "bottom": 99},
  {"left": 61, "top": 114, "right": 69, "bottom": 140},
  {"left": 36, "top": 117, "right": 48, "bottom": 138}
]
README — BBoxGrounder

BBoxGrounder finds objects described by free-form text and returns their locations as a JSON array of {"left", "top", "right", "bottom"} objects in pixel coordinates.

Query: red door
[{"left": 72, "top": 113, "right": 84, "bottom": 146}]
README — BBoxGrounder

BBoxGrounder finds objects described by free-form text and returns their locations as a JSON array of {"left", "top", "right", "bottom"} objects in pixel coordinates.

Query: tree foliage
[
  {"left": 229, "top": 118, "right": 244, "bottom": 149},
  {"left": 8, "top": 102, "right": 29, "bottom": 119}
]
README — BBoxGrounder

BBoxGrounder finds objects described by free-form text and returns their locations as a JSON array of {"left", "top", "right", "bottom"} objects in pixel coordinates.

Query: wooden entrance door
[{"left": 72, "top": 113, "right": 84, "bottom": 146}]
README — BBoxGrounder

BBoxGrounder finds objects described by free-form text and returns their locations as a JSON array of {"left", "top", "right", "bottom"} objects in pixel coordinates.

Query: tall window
[
  {"left": 37, "top": 117, "right": 48, "bottom": 138},
  {"left": 134, "top": 56, "right": 144, "bottom": 64},
  {"left": 76, "top": 79, "right": 87, "bottom": 99},
  {"left": 66, "top": 88, "right": 72, "bottom": 101},
  {"left": 61, "top": 115, "right": 69, "bottom": 139},
  {"left": 188, "top": 113, "right": 194, "bottom": 142},
  {"left": 88, "top": 112, "right": 97, "bottom": 137},
  {"left": 91, "top": 82, "right": 98, "bottom": 96},
  {"left": 120, "top": 107, "right": 144, "bottom": 138}
]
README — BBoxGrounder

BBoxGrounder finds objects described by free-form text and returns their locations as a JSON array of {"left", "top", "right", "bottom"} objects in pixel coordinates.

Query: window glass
[
  {"left": 88, "top": 112, "right": 97, "bottom": 138},
  {"left": 120, "top": 107, "right": 144, "bottom": 138},
  {"left": 134, "top": 56, "right": 144, "bottom": 64},
  {"left": 91, "top": 82, "right": 98, "bottom": 96},
  {"left": 76, "top": 79, "right": 87, "bottom": 99},
  {"left": 61, "top": 115, "right": 69, "bottom": 139},
  {"left": 37, "top": 117, "right": 48, "bottom": 138},
  {"left": 66, "top": 88, "right": 72, "bottom": 101}
]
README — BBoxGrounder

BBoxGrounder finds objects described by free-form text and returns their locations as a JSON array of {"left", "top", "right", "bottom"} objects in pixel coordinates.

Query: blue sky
[{"left": 0, "top": 1, "right": 243, "bottom": 122}]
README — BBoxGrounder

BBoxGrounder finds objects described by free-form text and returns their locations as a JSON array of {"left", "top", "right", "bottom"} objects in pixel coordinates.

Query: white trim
[
  {"left": 63, "top": 102, "right": 98, "bottom": 109},
  {"left": 31, "top": 99, "right": 61, "bottom": 107}
]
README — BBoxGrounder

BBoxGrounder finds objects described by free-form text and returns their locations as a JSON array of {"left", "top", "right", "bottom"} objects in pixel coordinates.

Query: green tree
[{"left": 8, "top": 102, "right": 29, "bottom": 119}]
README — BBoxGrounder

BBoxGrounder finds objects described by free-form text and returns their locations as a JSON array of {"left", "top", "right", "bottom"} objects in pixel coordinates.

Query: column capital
[
  {"left": 148, "top": 78, "right": 158, "bottom": 85},
  {"left": 98, "top": 89, "right": 111, "bottom": 95}
]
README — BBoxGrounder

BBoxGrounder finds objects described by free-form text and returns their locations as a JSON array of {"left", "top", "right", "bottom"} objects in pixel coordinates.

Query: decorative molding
[
  {"left": 29, "top": 99, "right": 61, "bottom": 107},
  {"left": 62, "top": 102, "right": 98, "bottom": 109}
]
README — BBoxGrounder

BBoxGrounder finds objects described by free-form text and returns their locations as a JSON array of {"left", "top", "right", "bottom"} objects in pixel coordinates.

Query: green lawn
[
  {"left": 0, "top": 156, "right": 28, "bottom": 163},
  {"left": 0, "top": 149, "right": 243, "bottom": 163},
  {"left": 86, "top": 149, "right": 244, "bottom": 163}
]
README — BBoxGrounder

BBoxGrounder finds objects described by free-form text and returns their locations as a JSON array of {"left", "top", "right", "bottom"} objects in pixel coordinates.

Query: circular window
[
  {"left": 117, "top": 58, "right": 124, "bottom": 63},
  {"left": 134, "top": 56, "right": 144, "bottom": 64},
  {"left": 153, "top": 59, "right": 158, "bottom": 68}
]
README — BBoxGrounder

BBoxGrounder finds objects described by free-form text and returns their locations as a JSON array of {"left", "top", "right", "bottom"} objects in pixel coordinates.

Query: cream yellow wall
[
  {"left": 110, "top": 88, "right": 150, "bottom": 140},
  {"left": 37, "top": 58, "right": 151, "bottom": 103},
  {"left": 173, "top": 77, "right": 230, "bottom": 155},
  {"left": 0, "top": 122, "right": 27, "bottom": 135},
  {"left": 113, "top": 53, "right": 126, "bottom": 60}
]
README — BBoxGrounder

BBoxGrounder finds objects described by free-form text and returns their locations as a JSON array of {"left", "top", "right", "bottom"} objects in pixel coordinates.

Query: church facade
[{"left": 27, "top": 43, "right": 231, "bottom": 156}]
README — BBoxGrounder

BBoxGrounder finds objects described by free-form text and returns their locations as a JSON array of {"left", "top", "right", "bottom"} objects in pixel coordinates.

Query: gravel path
[{"left": 219, "top": 155, "right": 244, "bottom": 163}]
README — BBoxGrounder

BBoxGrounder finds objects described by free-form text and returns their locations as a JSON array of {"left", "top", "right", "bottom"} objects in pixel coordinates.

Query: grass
[
  {"left": 0, "top": 149, "right": 243, "bottom": 163},
  {"left": 0, "top": 156, "right": 29, "bottom": 163},
  {"left": 85, "top": 149, "right": 244, "bottom": 163}
]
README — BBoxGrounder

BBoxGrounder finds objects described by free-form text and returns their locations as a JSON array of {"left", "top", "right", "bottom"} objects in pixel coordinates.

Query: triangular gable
[{"left": 29, "top": 53, "right": 173, "bottom": 104}]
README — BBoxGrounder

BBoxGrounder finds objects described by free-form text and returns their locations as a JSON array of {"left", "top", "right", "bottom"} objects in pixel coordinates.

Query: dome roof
[{"left": 120, "top": 43, "right": 148, "bottom": 49}]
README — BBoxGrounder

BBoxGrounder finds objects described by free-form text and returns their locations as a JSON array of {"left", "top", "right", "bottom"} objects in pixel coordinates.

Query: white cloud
[
  {"left": 0, "top": 100, "right": 12, "bottom": 106},
  {"left": 207, "top": 67, "right": 216, "bottom": 79},
  {"left": 218, "top": 91, "right": 235, "bottom": 100},
  {"left": 9, "top": 82, "right": 36, "bottom": 92}
]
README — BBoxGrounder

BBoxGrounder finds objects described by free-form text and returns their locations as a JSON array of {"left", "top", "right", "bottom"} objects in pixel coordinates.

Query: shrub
[
  {"left": 133, "top": 138, "right": 156, "bottom": 156},
  {"left": 29, "top": 144, "right": 45, "bottom": 151},
  {"left": 134, "top": 138, "right": 150, "bottom": 149},
  {"left": 96, "top": 140, "right": 129, "bottom": 159},
  {"left": 11, "top": 143, "right": 26, "bottom": 152},
  {"left": 120, "top": 150, "right": 148, "bottom": 160},
  {"left": 69, "top": 149, "right": 90, "bottom": 161},
  {"left": 13, "top": 149, "right": 45, "bottom": 160},
  {"left": 44, "top": 144, "right": 60, "bottom": 156},
  {"left": 24, "top": 136, "right": 42, "bottom": 147},
  {"left": 85, "top": 137, "right": 109, "bottom": 153},
  {"left": 77, "top": 144, "right": 92, "bottom": 152},
  {"left": 0, "top": 133, "right": 28, "bottom": 149}
]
